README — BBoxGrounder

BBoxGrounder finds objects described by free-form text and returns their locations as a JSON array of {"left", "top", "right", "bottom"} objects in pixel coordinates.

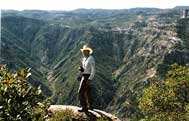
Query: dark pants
[{"left": 78, "top": 74, "right": 93, "bottom": 110}]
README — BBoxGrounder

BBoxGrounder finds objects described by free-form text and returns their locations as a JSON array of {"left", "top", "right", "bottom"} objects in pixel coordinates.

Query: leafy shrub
[
  {"left": 0, "top": 65, "right": 49, "bottom": 121},
  {"left": 139, "top": 64, "right": 189, "bottom": 121}
]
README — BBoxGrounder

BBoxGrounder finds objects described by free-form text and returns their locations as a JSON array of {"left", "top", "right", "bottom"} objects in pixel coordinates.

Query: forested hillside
[{"left": 1, "top": 7, "right": 189, "bottom": 119}]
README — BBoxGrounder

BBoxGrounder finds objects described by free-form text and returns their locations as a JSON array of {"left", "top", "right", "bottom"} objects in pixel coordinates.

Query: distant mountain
[
  {"left": 1, "top": 8, "right": 189, "bottom": 120},
  {"left": 174, "top": 6, "right": 189, "bottom": 10}
]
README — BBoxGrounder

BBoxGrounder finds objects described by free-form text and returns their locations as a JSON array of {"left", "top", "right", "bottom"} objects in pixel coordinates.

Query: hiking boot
[
  {"left": 78, "top": 108, "right": 88, "bottom": 112},
  {"left": 89, "top": 107, "right": 94, "bottom": 110}
]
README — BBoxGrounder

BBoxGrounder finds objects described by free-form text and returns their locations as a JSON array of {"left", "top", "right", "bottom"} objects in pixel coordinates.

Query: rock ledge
[{"left": 48, "top": 105, "right": 121, "bottom": 121}]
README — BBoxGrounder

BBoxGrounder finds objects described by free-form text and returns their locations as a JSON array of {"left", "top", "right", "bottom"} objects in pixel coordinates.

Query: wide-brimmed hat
[{"left": 80, "top": 45, "right": 93, "bottom": 54}]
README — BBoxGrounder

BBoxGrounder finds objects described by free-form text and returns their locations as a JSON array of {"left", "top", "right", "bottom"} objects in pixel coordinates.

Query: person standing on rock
[{"left": 78, "top": 44, "right": 95, "bottom": 113}]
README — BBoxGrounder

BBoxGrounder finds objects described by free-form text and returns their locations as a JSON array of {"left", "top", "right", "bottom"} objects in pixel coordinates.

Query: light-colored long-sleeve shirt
[{"left": 82, "top": 55, "right": 95, "bottom": 80}]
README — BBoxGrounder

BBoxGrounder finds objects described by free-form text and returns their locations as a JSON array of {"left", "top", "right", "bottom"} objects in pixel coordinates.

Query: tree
[
  {"left": 0, "top": 65, "right": 49, "bottom": 121},
  {"left": 139, "top": 64, "right": 189, "bottom": 121}
]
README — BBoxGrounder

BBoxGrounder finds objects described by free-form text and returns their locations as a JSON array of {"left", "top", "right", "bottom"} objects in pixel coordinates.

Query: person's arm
[{"left": 88, "top": 58, "right": 95, "bottom": 80}]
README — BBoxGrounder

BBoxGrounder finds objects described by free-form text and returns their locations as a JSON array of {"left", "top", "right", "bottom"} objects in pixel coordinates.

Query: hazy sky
[{"left": 1, "top": 0, "right": 189, "bottom": 10}]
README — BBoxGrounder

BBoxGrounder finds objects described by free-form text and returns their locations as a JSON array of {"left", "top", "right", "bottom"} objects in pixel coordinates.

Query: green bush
[
  {"left": 0, "top": 65, "right": 49, "bottom": 121},
  {"left": 139, "top": 64, "right": 189, "bottom": 121}
]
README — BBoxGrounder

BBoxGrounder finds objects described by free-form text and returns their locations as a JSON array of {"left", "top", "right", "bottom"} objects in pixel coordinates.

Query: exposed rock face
[
  {"left": 177, "top": 18, "right": 189, "bottom": 47},
  {"left": 48, "top": 105, "right": 121, "bottom": 121},
  {"left": 182, "top": 10, "right": 188, "bottom": 18},
  {"left": 155, "top": 18, "right": 189, "bottom": 78}
]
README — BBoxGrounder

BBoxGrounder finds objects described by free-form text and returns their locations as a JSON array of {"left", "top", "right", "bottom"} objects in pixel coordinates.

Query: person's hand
[{"left": 78, "top": 66, "right": 84, "bottom": 72}]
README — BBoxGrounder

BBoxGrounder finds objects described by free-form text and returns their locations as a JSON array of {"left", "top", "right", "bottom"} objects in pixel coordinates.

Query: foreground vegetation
[
  {"left": 139, "top": 64, "right": 189, "bottom": 121},
  {"left": 0, "top": 65, "right": 49, "bottom": 121}
]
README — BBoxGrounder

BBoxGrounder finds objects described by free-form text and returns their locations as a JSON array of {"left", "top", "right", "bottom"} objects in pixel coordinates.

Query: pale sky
[{"left": 0, "top": 0, "right": 189, "bottom": 10}]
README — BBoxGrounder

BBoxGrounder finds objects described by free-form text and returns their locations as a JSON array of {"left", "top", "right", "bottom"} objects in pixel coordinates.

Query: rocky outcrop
[
  {"left": 48, "top": 105, "right": 121, "bottom": 121},
  {"left": 177, "top": 18, "right": 189, "bottom": 48}
]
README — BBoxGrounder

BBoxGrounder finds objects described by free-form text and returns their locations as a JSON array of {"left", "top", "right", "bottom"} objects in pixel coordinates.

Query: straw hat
[{"left": 80, "top": 45, "right": 93, "bottom": 54}]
